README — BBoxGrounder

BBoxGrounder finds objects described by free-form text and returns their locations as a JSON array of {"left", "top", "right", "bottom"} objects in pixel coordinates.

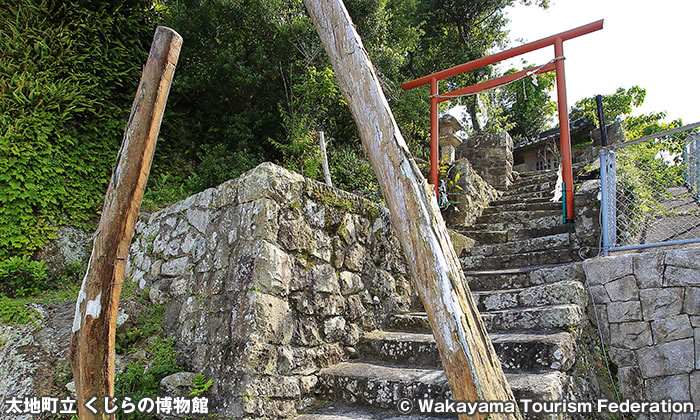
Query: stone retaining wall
[
  {"left": 583, "top": 248, "right": 700, "bottom": 417},
  {"left": 456, "top": 131, "right": 514, "bottom": 191},
  {"left": 126, "top": 163, "right": 414, "bottom": 419}
]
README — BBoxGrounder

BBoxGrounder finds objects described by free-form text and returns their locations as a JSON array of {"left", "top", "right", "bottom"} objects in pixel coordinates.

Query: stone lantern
[{"left": 438, "top": 114, "right": 464, "bottom": 163}]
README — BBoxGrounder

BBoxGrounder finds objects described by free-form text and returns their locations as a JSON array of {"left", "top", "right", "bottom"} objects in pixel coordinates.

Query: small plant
[
  {"left": 0, "top": 296, "right": 42, "bottom": 326},
  {"left": 189, "top": 373, "right": 214, "bottom": 397},
  {"left": 437, "top": 156, "right": 463, "bottom": 209},
  {"left": 0, "top": 256, "right": 48, "bottom": 297}
]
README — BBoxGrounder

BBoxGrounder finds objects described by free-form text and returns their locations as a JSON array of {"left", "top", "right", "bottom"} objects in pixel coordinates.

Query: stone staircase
[{"left": 297, "top": 169, "right": 590, "bottom": 419}]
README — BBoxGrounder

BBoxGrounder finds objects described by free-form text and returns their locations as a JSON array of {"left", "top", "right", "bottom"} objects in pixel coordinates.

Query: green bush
[
  {"left": 0, "top": 0, "right": 154, "bottom": 259},
  {"left": 0, "top": 256, "right": 48, "bottom": 297},
  {"left": 328, "top": 145, "right": 381, "bottom": 201}
]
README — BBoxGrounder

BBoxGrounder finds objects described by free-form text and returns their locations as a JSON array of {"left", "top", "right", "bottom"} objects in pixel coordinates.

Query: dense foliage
[{"left": 0, "top": 0, "right": 154, "bottom": 258}]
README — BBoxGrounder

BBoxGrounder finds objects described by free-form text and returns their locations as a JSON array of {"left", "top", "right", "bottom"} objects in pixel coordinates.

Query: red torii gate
[{"left": 402, "top": 19, "right": 604, "bottom": 223}]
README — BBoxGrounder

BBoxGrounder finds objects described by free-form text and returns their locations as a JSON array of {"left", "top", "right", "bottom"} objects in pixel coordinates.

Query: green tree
[
  {"left": 569, "top": 86, "right": 646, "bottom": 125},
  {"left": 497, "top": 65, "right": 557, "bottom": 142}
]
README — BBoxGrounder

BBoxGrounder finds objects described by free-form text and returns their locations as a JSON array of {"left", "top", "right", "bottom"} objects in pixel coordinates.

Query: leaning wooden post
[
  {"left": 303, "top": 2, "right": 521, "bottom": 419},
  {"left": 319, "top": 130, "right": 333, "bottom": 186},
  {"left": 70, "top": 27, "right": 182, "bottom": 419}
]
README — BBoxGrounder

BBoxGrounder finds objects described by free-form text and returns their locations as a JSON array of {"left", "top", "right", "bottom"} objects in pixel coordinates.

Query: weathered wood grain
[
  {"left": 70, "top": 26, "right": 182, "bottom": 419},
  {"left": 302, "top": 2, "right": 522, "bottom": 419}
]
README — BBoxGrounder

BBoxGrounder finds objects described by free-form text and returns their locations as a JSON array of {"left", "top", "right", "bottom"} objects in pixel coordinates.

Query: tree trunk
[
  {"left": 70, "top": 27, "right": 182, "bottom": 420},
  {"left": 302, "top": 2, "right": 521, "bottom": 419}
]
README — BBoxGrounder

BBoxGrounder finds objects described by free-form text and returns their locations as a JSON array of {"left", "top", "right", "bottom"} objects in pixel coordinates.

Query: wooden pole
[
  {"left": 319, "top": 130, "right": 333, "bottom": 186},
  {"left": 70, "top": 27, "right": 182, "bottom": 419},
  {"left": 302, "top": 2, "right": 521, "bottom": 419}
]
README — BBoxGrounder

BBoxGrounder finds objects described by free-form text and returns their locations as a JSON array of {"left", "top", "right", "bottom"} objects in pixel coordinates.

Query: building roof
[{"left": 514, "top": 118, "right": 593, "bottom": 152}]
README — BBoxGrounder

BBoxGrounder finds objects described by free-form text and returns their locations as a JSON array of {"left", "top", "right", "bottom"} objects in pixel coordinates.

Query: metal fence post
[
  {"left": 690, "top": 133, "right": 700, "bottom": 203},
  {"left": 600, "top": 149, "right": 610, "bottom": 255}
]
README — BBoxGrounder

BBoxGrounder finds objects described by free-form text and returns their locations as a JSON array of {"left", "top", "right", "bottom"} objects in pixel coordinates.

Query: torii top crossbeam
[{"left": 402, "top": 19, "right": 604, "bottom": 222}]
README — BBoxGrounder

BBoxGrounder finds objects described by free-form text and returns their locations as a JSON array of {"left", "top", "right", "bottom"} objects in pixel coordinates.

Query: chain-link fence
[{"left": 601, "top": 122, "right": 700, "bottom": 254}]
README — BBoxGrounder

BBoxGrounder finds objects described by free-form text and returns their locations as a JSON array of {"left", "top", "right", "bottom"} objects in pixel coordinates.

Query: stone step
[
  {"left": 315, "top": 361, "right": 569, "bottom": 411},
  {"left": 460, "top": 248, "right": 578, "bottom": 271},
  {"left": 474, "top": 280, "right": 587, "bottom": 312},
  {"left": 475, "top": 209, "right": 562, "bottom": 225},
  {"left": 458, "top": 223, "right": 575, "bottom": 246},
  {"left": 490, "top": 196, "right": 554, "bottom": 206},
  {"left": 514, "top": 170, "right": 558, "bottom": 182},
  {"left": 358, "top": 330, "right": 576, "bottom": 371},
  {"left": 464, "top": 262, "right": 585, "bottom": 292},
  {"left": 389, "top": 304, "right": 583, "bottom": 332},
  {"left": 462, "top": 233, "right": 571, "bottom": 257},
  {"left": 499, "top": 189, "right": 558, "bottom": 202},
  {"left": 507, "top": 180, "right": 558, "bottom": 196},
  {"left": 481, "top": 304, "right": 584, "bottom": 331},
  {"left": 296, "top": 403, "right": 449, "bottom": 419},
  {"left": 482, "top": 201, "right": 562, "bottom": 215},
  {"left": 468, "top": 214, "right": 562, "bottom": 233}
]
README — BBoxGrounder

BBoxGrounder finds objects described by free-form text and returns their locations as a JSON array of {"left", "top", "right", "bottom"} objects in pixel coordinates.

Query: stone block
[
  {"left": 610, "top": 322, "right": 652, "bottom": 350},
  {"left": 339, "top": 271, "right": 363, "bottom": 296},
  {"left": 634, "top": 251, "right": 664, "bottom": 288},
  {"left": 254, "top": 294, "right": 294, "bottom": 345},
  {"left": 666, "top": 266, "right": 700, "bottom": 287},
  {"left": 637, "top": 338, "right": 694, "bottom": 378},
  {"left": 605, "top": 275, "right": 639, "bottom": 301},
  {"left": 186, "top": 207, "right": 211, "bottom": 234},
  {"left": 618, "top": 366, "right": 644, "bottom": 400},
  {"left": 644, "top": 374, "right": 690, "bottom": 401},
  {"left": 343, "top": 242, "right": 366, "bottom": 272},
  {"left": 666, "top": 248, "right": 700, "bottom": 270},
  {"left": 684, "top": 288, "right": 700, "bottom": 315},
  {"left": 237, "top": 162, "right": 304, "bottom": 204},
  {"left": 253, "top": 241, "right": 292, "bottom": 296},
  {"left": 278, "top": 213, "right": 314, "bottom": 252},
  {"left": 161, "top": 256, "right": 191, "bottom": 276},
  {"left": 310, "top": 264, "right": 340, "bottom": 294},
  {"left": 607, "top": 301, "right": 643, "bottom": 322},
  {"left": 609, "top": 346, "right": 636, "bottom": 367},
  {"left": 691, "top": 371, "right": 700, "bottom": 411},
  {"left": 589, "top": 285, "right": 610, "bottom": 304},
  {"left": 311, "top": 229, "right": 332, "bottom": 262},
  {"left": 244, "top": 375, "right": 300, "bottom": 399},
  {"left": 584, "top": 254, "right": 633, "bottom": 285},
  {"left": 641, "top": 288, "right": 683, "bottom": 320},
  {"left": 651, "top": 315, "right": 693, "bottom": 344},
  {"left": 692, "top": 316, "right": 700, "bottom": 327},
  {"left": 323, "top": 316, "right": 347, "bottom": 342},
  {"left": 696, "top": 328, "right": 700, "bottom": 369}
]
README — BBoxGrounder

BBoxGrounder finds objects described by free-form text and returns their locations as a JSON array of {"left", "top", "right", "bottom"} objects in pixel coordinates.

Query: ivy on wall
[{"left": 0, "top": 0, "right": 153, "bottom": 258}]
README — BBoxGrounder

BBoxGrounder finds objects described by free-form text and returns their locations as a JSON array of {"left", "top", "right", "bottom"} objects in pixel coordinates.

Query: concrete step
[
  {"left": 460, "top": 248, "right": 578, "bottom": 271},
  {"left": 474, "top": 280, "right": 587, "bottom": 312},
  {"left": 389, "top": 304, "right": 583, "bottom": 332},
  {"left": 462, "top": 233, "right": 571, "bottom": 257},
  {"left": 315, "top": 361, "right": 569, "bottom": 411},
  {"left": 358, "top": 330, "right": 577, "bottom": 371},
  {"left": 475, "top": 209, "right": 562, "bottom": 225},
  {"left": 464, "top": 262, "right": 585, "bottom": 292},
  {"left": 482, "top": 201, "right": 562, "bottom": 214}
]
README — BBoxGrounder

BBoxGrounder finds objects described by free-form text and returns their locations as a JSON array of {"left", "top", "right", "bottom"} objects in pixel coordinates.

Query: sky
[{"left": 498, "top": 0, "right": 700, "bottom": 124}]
